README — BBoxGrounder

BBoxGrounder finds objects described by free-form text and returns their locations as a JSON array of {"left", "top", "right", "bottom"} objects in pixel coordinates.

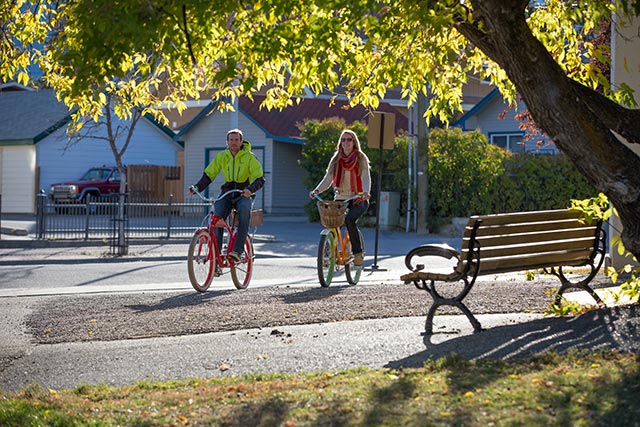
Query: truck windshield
[{"left": 80, "top": 168, "right": 112, "bottom": 181}]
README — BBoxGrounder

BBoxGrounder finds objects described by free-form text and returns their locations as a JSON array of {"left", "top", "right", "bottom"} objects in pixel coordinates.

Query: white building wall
[
  {"left": 37, "top": 117, "right": 181, "bottom": 192},
  {"left": 0, "top": 146, "right": 36, "bottom": 213},
  {"left": 609, "top": 14, "right": 640, "bottom": 269}
]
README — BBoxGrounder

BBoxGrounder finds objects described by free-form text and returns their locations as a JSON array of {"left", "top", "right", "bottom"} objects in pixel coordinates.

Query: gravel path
[{"left": 26, "top": 275, "right": 613, "bottom": 344}]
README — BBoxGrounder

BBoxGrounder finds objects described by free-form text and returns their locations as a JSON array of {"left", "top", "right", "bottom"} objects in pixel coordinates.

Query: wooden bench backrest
[{"left": 460, "top": 209, "right": 602, "bottom": 275}]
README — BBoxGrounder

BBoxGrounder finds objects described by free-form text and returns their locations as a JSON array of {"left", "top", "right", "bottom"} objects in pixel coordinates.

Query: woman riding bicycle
[
  {"left": 189, "top": 128, "right": 265, "bottom": 262},
  {"left": 309, "top": 129, "right": 371, "bottom": 266}
]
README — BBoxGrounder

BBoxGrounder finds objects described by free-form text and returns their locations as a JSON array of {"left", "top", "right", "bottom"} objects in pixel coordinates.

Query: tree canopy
[{"left": 3, "top": 0, "right": 640, "bottom": 257}]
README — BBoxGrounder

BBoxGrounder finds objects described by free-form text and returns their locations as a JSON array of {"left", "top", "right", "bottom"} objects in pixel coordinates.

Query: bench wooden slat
[
  {"left": 462, "top": 227, "right": 598, "bottom": 249},
  {"left": 472, "top": 249, "right": 595, "bottom": 274},
  {"left": 470, "top": 219, "right": 594, "bottom": 237},
  {"left": 470, "top": 209, "right": 582, "bottom": 226},
  {"left": 464, "top": 237, "right": 596, "bottom": 259}
]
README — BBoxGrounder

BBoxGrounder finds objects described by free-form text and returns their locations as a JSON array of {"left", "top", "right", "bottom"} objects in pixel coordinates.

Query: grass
[{"left": 1, "top": 350, "right": 639, "bottom": 426}]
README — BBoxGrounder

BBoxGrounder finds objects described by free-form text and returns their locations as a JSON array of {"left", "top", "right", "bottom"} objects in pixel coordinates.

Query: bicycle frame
[
  {"left": 319, "top": 226, "right": 351, "bottom": 266},
  {"left": 202, "top": 211, "right": 241, "bottom": 270},
  {"left": 314, "top": 193, "right": 364, "bottom": 287},
  {"left": 188, "top": 187, "right": 255, "bottom": 291}
]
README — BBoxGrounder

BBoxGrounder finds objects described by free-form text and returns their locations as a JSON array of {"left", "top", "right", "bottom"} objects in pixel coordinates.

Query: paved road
[{"left": 0, "top": 216, "right": 638, "bottom": 392}]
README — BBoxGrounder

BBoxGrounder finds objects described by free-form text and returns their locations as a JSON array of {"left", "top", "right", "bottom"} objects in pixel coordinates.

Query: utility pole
[{"left": 415, "top": 91, "right": 429, "bottom": 233}]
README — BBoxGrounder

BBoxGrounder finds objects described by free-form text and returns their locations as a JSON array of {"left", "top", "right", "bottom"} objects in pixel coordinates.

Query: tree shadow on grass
[{"left": 387, "top": 304, "right": 640, "bottom": 369}]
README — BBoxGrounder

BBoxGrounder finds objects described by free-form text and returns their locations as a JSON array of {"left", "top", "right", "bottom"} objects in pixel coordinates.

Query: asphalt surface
[{"left": 1, "top": 216, "right": 639, "bottom": 393}]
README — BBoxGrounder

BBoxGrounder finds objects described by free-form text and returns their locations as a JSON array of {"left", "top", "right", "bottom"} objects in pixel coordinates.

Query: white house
[{"left": 0, "top": 88, "right": 182, "bottom": 214}]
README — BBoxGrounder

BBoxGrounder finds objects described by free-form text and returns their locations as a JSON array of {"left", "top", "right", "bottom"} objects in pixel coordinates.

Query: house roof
[
  {"left": 452, "top": 88, "right": 500, "bottom": 130},
  {"left": 239, "top": 95, "right": 407, "bottom": 143},
  {"left": 0, "top": 89, "right": 178, "bottom": 146},
  {"left": 176, "top": 95, "right": 407, "bottom": 143},
  {"left": 0, "top": 89, "right": 70, "bottom": 145}
]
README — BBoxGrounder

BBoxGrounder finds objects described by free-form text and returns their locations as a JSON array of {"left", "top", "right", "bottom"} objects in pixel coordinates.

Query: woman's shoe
[{"left": 353, "top": 252, "right": 364, "bottom": 266}]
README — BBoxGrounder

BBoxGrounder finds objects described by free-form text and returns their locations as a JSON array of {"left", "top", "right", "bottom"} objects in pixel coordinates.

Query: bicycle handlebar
[
  {"left": 313, "top": 193, "right": 364, "bottom": 203},
  {"left": 189, "top": 186, "right": 253, "bottom": 203}
]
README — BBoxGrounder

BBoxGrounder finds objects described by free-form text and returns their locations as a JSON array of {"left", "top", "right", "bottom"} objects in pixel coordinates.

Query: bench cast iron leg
[{"left": 417, "top": 279, "right": 483, "bottom": 335}]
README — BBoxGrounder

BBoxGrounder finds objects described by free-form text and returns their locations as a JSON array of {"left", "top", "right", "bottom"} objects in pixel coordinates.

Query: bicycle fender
[{"left": 320, "top": 228, "right": 333, "bottom": 237}]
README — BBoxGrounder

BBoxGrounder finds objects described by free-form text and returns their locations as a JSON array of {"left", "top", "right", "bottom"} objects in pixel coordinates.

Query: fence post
[
  {"left": 167, "top": 193, "right": 173, "bottom": 239},
  {"left": 36, "top": 191, "right": 46, "bottom": 239},
  {"left": 84, "top": 194, "right": 91, "bottom": 240}
]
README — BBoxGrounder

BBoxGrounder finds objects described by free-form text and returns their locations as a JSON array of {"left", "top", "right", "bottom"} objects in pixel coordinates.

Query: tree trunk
[
  {"left": 456, "top": 0, "right": 640, "bottom": 259},
  {"left": 116, "top": 165, "right": 128, "bottom": 256}
]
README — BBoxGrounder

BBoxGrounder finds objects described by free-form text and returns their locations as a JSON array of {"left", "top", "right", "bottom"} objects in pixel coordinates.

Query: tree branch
[
  {"left": 182, "top": 4, "right": 197, "bottom": 68},
  {"left": 569, "top": 79, "right": 640, "bottom": 144}
]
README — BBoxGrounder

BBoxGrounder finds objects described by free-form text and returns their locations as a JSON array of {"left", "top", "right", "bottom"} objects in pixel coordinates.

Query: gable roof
[
  {"left": 452, "top": 88, "right": 500, "bottom": 130},
  {"left": 176, "top": 95, "right": 407, "bottom": 144},
  {"left": 240, "top": 95, "right": 406, "bottom": 143},
  {"left": 0, "top": 89, "right": 70, "bottom": 145},
  {"left": 0, "top": 89, "right": 178, "bottom": 146}
]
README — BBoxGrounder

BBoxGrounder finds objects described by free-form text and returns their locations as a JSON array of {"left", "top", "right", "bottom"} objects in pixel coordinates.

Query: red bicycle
[{"left": 187, "top": 187, "right": 257, "bottom": 291}]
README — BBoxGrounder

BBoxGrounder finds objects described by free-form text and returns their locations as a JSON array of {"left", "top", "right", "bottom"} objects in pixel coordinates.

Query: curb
[
  {"left": 0, "top": 227, "right": 28, "bottom": 237},
  {"left": 0, "top": 233, "right": 276, "bottom": 249}
]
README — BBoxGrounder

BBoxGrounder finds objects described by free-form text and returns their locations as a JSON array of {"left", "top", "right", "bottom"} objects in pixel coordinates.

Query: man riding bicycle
[{"left": 189, "top": 128, "right": 265, "bottom": 262}]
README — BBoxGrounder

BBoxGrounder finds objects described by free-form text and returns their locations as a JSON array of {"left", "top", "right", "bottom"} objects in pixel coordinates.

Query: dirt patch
[{"left": 25, "top": 276, "right": 612, "bottom": 344}]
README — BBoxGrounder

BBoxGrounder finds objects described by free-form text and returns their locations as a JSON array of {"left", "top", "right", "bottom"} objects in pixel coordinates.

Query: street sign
[
  {"left": 367, "top": 112, "right": 395, "bottom": 150},
  {"left": 366, "top": 111, "right": 396, "bottom": 271}
]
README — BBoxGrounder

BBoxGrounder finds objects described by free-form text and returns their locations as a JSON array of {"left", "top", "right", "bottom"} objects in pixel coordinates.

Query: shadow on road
[
  {"left": 386, "top": 304, "right": 640, "bottom": 369},
  {"left": 126, "top": 289, "right": 237, "bottom": 312}
]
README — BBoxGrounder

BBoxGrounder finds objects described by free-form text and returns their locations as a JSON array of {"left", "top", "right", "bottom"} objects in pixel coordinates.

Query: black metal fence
[{"left": 35, "top": 193, "right": 210, "bottom": 243}]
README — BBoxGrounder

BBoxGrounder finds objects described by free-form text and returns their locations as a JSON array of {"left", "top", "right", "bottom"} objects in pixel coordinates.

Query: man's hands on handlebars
[{"left": 189, "top": 185, "right": 253, "bottom": 198}]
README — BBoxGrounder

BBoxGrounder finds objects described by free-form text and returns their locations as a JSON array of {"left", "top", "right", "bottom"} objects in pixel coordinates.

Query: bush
[
  {"left": 426, "top": 128, "right": 509, "bottom": 230},
  {"left": 425, "top": 128, "right": 597, "bottom": 231},
  {"left": 490, "top": 153, "right": 597, "bottom": 213}
]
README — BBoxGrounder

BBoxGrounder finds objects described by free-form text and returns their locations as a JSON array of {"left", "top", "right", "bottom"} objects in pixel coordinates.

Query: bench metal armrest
[{"left": 404, "top": 243, "right": 460, "bottom": 272}]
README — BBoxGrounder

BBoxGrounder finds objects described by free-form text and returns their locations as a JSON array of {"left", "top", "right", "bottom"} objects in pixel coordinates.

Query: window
[{"left": 490, "top": 133, "right": 524, "bottom": 152}]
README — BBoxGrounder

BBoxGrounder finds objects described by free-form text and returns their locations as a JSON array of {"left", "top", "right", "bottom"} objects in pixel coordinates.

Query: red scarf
[{"left": 333, "top": 150, "right": 363, "bottom": 193}]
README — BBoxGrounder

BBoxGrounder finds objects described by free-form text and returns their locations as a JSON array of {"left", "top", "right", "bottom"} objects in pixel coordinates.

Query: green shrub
[
  {"left": 425, "top": 128, "right": 598, "bottom": 230},
  {"left": 490, "top": 153, "right": 597, "bottom": 213},
  {"left": 426, "top": 128, "right": 509, "bottom": 230}
]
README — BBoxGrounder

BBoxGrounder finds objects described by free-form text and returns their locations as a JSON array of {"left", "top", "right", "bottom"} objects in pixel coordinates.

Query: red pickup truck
[{"left": 49, "top": 166, "right": 124, "bottom": 203}]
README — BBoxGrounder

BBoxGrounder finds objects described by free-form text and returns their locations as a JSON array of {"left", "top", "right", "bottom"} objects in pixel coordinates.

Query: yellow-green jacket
[{"left": 195, "top": 141, "right": 265, "bottom": 195}]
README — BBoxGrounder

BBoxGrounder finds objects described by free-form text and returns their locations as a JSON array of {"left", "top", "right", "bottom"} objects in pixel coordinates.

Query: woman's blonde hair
[
  {"left": 335, "top": 129, "right": 362, "bottom": 154},
  {"left": 327, "top": 130, "right": 369, "bottom": 173}
]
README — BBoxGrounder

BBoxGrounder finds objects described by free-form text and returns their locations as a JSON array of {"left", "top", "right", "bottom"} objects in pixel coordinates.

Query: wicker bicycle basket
[{"left": 317, "top": 200, "right": 347, "bottom": 228}]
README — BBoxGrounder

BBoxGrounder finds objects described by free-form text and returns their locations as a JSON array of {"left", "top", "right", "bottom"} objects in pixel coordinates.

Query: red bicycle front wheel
[
  {"left": 187, "top": 229, "right": 216, "bottom": 292},
  {"left": 230, "top": 236, "right": 254, "bottom": 289}
]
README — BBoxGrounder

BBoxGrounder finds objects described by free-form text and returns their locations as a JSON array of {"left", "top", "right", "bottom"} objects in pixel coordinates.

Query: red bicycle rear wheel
[{"left": 187, "top": 229, "right": 216, "bottom": 292}]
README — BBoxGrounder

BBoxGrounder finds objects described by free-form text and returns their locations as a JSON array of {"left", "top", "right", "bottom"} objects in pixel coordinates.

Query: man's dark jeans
[{"left": 214, "top": 195, "right": 252, "bottom": 255}]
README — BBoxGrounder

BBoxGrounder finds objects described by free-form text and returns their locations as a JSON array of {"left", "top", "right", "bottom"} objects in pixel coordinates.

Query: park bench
[{"left": 400, "top": 209, "right": 607, "bottom": 334}]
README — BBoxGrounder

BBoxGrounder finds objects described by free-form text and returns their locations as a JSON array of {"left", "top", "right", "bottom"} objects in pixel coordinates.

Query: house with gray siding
[
  {"left": 0, "top": 88, "right": 182, "bottom": 214},
  {"left": 453, "top": 88, "right": 557, "bottom": 153},
  {"left": 177, "top": 95, "right": 406, "bottom": 215}
]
